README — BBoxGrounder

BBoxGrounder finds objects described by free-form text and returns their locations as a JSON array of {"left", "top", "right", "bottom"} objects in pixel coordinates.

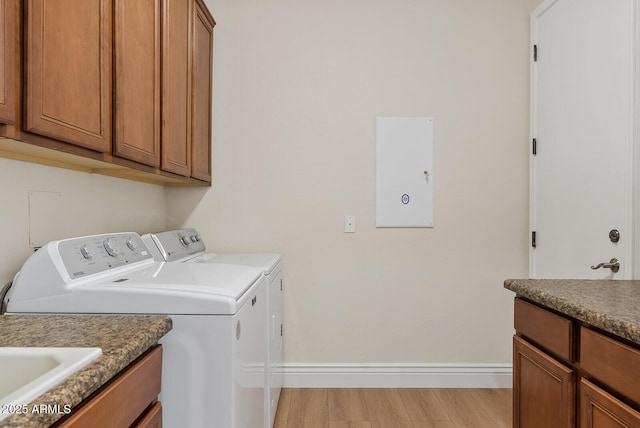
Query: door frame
[{"left": 529, "top": 0, "right": 637, "bottom": 279}]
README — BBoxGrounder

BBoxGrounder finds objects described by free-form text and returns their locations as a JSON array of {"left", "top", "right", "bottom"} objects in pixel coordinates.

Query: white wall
[
  {"left": 166, "top": 0, "right": 531, "bottom": 370},
  {"left": 0, "top": 158, "right": 166, "bottom": 286}
]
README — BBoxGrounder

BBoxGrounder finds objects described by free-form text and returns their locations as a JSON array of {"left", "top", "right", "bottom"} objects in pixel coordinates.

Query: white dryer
[
  {"left": 142, "top": 228, "right": 283, "bottom": 428},
  {"left": 6, "top": 232, "right": 267, "bottom": 428}
]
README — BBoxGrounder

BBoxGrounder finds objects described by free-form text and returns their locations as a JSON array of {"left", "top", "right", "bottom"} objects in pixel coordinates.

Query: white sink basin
[{"left": 0, "top": 347, "right": 102, "bottom": 422}]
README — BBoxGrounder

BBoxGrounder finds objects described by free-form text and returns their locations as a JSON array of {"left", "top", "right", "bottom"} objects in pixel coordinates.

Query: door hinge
[
  {"left": 280, "top": 279, "right": 283, "bottom": 291},
  {"left": 532, "top": 231, "right": 537, "bottom": 248},
  {"left": 533, "top": 45, "right": 538, "bottom": 62},
  {"left": 280, "top": 324, "right": 283, "bottom": 336},
  {"left": 532, "top": 138, "right": 537, "bottom": 155}
]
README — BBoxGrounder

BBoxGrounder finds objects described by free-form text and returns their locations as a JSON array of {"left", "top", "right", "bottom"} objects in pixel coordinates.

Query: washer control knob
[
  {"left": 80, "top": 245, "right": 92, "bottom": 260},
  {"left": 180, "top": 236, "right": 190, "bottom": 246},
  {"left": 126, "top": 238, "right": 137, "bottom": 251},
  {"left": 103, "top": 239, "right": 119, "bottom": 257},
  {"left": 195, "top": 235, "right": 201, "bottom": 242},
  {"left": 190, "top": 235, "right": 198, "bottom": 243}
]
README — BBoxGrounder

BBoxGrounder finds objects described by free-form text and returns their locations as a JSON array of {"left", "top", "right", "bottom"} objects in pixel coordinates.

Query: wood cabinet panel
[
  {"left": 580, "top": 378, "right": 640, "bottom": 428},
  {"left": 161, "top": 0, "right": 192, "bottom": 176},
  {"left": 0, "top": 0, "right": 16, "bottom": 124},
  {"left": 581, "top": 327, "right": 640, "bottom": 406},
  {"left": 133, "top": 402, "right": 162, "bottom": 428},
  {"left": 25, "top": 0, "right": 112, "bottom": 152},
  {"left": 513, "top": 335, "right": 575, "bottom": 428},
  {"left": 515, "top": 298, "right": 574, "bottom": 362},
  {"left": 191, "top": 0, "right": 214, "bottom": 182},
  {"left": 57, "top": 345, "right": 162, "bottom": 428},
  {"left": 114, "top": 0, "right": 161, "bottom": 167}
]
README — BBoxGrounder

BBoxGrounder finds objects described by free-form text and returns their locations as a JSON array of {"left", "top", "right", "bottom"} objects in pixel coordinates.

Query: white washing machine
[
  {"left": 5, "top": 232, "right": 267, "bottom": 428},
  {"left": 141, "top": 228, "right": 283, "bottom": 428}
]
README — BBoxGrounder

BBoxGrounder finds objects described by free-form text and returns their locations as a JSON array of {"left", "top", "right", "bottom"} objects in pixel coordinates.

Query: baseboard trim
[{"left": 282, "top": 363, "right": 513, "bottom": 388}]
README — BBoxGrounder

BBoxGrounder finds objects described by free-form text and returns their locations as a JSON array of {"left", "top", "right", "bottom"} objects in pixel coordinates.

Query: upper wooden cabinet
[
  {"left": 191, "top": 0, "right": 215, "bottom": 182},
  {"left": 114, "top": 0, "right": 161, "bottom": 167},
  {"left": 0, "top": 0, "right": 214, "bottom": 185},
  {"left": 25, "top": 0, "right": 112, "bottom": 152},
  {"left": 162, "top": 0, "right": 215, "bottom": 180},
  {"left": 161, "top": 0, "right": 192, "bottom": 176},
  {"left": 0, "top": 0, "right": 17, "bottom": 125}
]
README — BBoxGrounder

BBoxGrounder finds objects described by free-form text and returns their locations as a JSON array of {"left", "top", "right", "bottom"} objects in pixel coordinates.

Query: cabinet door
[
  {"left": 513, "top": 335, "right": 576, "bottom": 428},
  {"left": 190, "top": 0, "right": 214, "bottom": 182},
  {"left": 25, "top": 0, "right": 112, "bottom": 152},
  {"left": 161, "top": 0, "right": 192, "bottom": 176},
  {"left": 0, "top": 0, "right": 15, "bottom": 124},
  {"left": 114, "top": 0, "right": 161, "bottom": 167},
  {"left": 580, "top": 378, "right": 640, "bottom": 428},
  {"left": 58, "top": 346, "right": 162, "bottom": 428}
]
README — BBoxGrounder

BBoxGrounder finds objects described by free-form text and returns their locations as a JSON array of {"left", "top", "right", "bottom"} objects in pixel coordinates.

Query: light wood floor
[{"left": 273, "top": 388, "right": 512, "bottom": 428}]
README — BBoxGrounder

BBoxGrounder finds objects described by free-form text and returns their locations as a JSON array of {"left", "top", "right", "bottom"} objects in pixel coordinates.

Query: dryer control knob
[
  {"left": 180, "top": 236, "right": 190, "bottom": 246},
  {"left": 126, "top": 238, "right": 137, "bottom": 251},
  {"left": 80, "top": 245, "right": 92, "bottom": 260},
  {"left": 190, "top": 235, "right": 197, "bottom": 243},
  {"left": 103, "top": 239, "right": 119, "bottom": 257}
]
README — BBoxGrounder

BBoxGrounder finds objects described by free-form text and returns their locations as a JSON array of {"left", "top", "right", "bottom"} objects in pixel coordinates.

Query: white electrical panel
[{"left": 376, "top": 117, "right": 434, "bottom": 228}]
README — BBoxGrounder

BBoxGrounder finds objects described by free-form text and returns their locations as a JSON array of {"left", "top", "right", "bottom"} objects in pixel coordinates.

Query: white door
[{"left": 530, "top": 0, "right": 634, "bottom": 279}]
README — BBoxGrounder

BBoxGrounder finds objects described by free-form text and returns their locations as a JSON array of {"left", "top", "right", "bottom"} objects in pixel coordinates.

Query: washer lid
[
  {"left": 108, "top": 262, "right": 263, "bottom": 299},
  {"left": 8, "top": 262, "right": 264, "bottom": 315},
  {"left": 191, "top": 253, "right": 281, "bottom": 275}
]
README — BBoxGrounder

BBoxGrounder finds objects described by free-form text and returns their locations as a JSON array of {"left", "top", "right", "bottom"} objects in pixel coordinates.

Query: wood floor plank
[
  {"left": 328, "top": 422, "right": 372, "bottom": 428},
  {"left": 328, "top": 388, "right": 369, "bottom": 421},
  {"left": 274, "top": 388, "right": 292, "bottom": 428},
  {"left": 398, "top": 388, "right": 450, "bottom": 422},
  {"left": 286, "top": 388, "right": 329, "bottom": 428},
  {"left": 433, "top": 389, "right": 501, "bottom": 428},
  {"left": 469, "top": 389, "right": 512, "bottom": 428},
  {"left": 363, "top": 388, "right": 414, "bottom": 428},
  {"left": 274, "top": 388, "right": 512, "bottom": 428}
]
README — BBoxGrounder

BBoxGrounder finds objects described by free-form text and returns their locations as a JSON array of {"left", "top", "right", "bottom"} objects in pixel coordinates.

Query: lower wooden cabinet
[
  {"left": 513, "top": 335, "right": 576, "bottom": 428},
  {"left": 580, "top": 379, "right": 640, "bottom": 428},
  {"left": 55, "top": 345, "right": 162, "bottom": 428},
  {"left": 513, "top": 298, "right": 640, "bottom": 428}
]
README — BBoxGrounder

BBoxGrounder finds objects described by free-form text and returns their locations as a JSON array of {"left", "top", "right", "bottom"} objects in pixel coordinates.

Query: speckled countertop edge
[
  {"left": 0, "top": 315, "right": 172, "bottom": 428},
  {"left": 505, "top": 279, "right": 640, "bottom": 345}
]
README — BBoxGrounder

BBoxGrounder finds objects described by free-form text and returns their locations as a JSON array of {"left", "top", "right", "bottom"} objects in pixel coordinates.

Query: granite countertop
[
  {"left": 505, "top": 279, "right": 640, "bottom": 346},
  {"left": 0, "top": 315, "right": 172, "bottom": 428}
]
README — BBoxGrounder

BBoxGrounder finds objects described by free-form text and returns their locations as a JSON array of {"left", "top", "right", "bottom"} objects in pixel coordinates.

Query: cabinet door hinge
[
  {"left": 532, "top": 231, "right": 537, "bottom": 248},
  {"left": 533, "top": 45, "right": 538, "bottom": 62},
  {"left": 280, "top": 324, "right": 283, "bottom": 336},
  {"left": 532, "top": 138, "right": 537, "bottom": 155},
  {"left": 280, "top": 279, "right": 283, "bottom": 291}
]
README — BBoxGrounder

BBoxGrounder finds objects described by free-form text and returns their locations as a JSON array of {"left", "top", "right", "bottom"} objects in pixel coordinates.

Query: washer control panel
[
  {"left": 146, "top": 228, "right": 206, "bottom": 262},
  {"left": 58, "top": 233, "right": 152, "bottom": 279}
]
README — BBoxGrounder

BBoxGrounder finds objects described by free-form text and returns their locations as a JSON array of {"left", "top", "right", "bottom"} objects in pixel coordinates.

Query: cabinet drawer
[
  {"left": 57, "top": 345, "right": 162, "bottom": 428},
  {"left": 134, "top": 402, "right": 162, "bottom": 428},
  {"left": 581, "top": 328, "right": 640, "bottom": 406},
  {"left": 514, "top": 298, "right": 574, "bottom": 361},
  {"left": 580, "top": 378, "right": 640, "bottom": 428}
]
